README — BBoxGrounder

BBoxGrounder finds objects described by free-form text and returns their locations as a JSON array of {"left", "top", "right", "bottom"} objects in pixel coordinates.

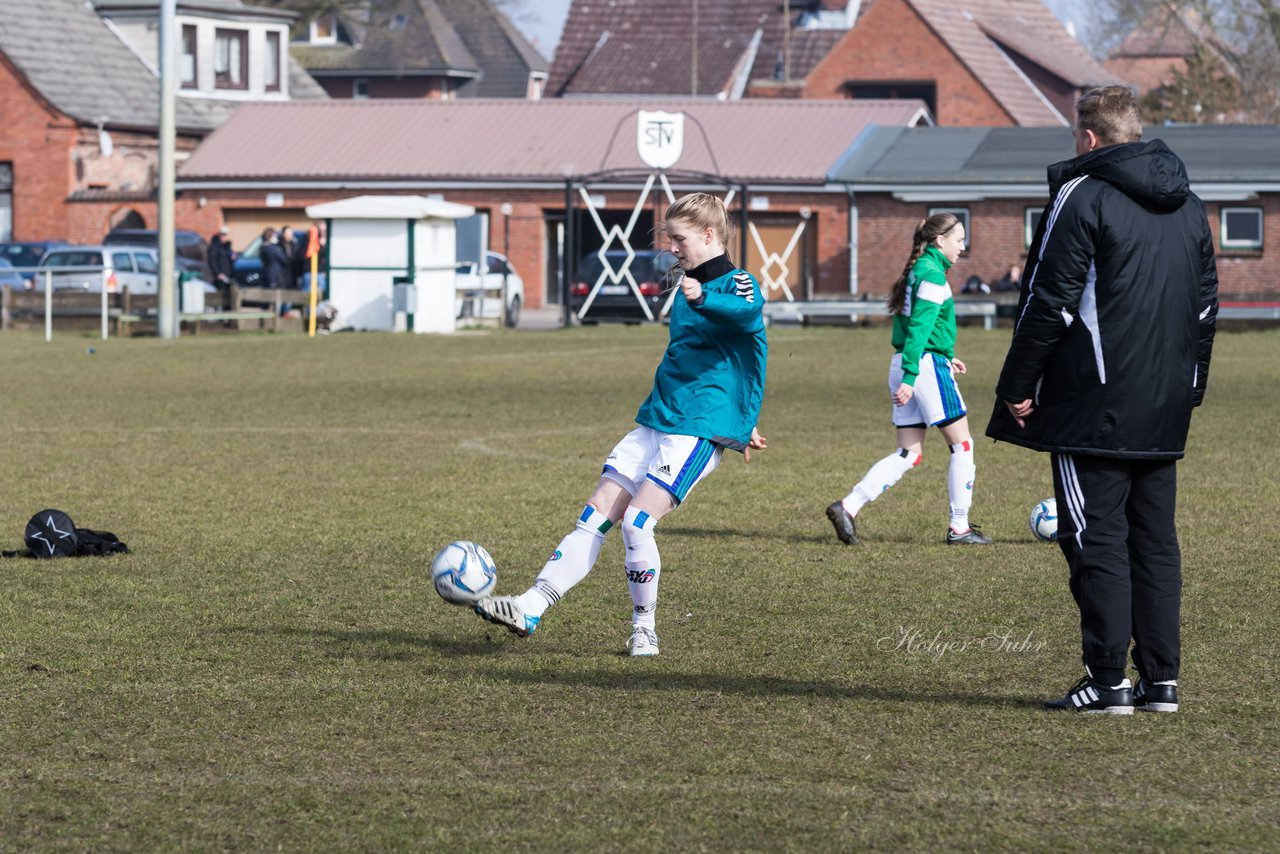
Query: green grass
[{"left": 1, "top": 323, "right": 1277, "bottom": 851}]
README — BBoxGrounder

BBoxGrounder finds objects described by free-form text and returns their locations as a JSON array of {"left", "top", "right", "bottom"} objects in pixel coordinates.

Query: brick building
[
  {"left": 830, "top": 125, "right": 1280, "bottom": 301},
  {"left": 548, "top": 0, "right": 1113, "bottom": 127},
  {"left": 0, "top": 0, "right": 325, "bottom": 244},
  {"left": 175, "top": 98, "right": 930, "bottom": 315}
]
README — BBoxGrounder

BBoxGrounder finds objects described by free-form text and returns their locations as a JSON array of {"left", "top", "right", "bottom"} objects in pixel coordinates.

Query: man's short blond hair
[{"left": 1075, "top": 85, "right": 1142, "bottom": 147}]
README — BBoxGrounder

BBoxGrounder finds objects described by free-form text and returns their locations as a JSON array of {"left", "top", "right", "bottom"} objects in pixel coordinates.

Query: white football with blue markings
[{"left": 431, "top": 541, "right": 498, "bottom": 605}]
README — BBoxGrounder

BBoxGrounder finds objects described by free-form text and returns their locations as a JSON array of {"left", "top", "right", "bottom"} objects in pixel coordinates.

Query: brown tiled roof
[
  {"left": 178, "top": 97, "right": 927, "bottom": 184},
  {"left": 1109, "top": 7, "right": 1202, "bottom": 58},
  {"left": 550, "top": 0, "right": 801, "bottom": 97},
  {"left": 906, "top": 0, "right": 1115, "bottom": 126}
]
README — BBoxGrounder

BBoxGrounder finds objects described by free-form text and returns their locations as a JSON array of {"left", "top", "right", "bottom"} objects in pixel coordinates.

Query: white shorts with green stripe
[
  {"left": 601, "top": 426, "right": 723, "bottom": 505},
  {"left": 889, "top": 351, "right": 967, "bottom": 427}
]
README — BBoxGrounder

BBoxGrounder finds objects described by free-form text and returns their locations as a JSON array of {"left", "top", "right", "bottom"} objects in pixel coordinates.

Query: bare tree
[{"left": 1094, "top": 0, "right": 1280, "bottom": 122}]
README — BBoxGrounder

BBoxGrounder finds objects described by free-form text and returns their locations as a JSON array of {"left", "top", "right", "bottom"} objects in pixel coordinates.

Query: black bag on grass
[{"left": 6, "top": 509, "right": 130, "bottom": 558}]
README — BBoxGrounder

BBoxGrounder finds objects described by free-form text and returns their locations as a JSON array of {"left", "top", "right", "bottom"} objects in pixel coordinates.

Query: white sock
[
  {"left": 844, "top": 448, "right": 920, "bottom": 516},
  {"left": 515, "top": 505, "right": 613, "bottom": 618},
  {"left": 948, "top": 440, "right": 976, "bottom": 532},
  {"left": 622, "top": 506, "right": 660, "bottom": 630}
]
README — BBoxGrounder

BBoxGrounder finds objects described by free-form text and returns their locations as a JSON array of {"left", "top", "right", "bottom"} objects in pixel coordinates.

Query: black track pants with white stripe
[{"left": 1051, "top": 453, "right": 1181, "bottom": 683}]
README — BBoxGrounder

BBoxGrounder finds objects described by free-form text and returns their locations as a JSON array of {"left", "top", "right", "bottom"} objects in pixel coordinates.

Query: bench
[{"left": 763, "top": 299, "right": 1000, "bottom": 330}]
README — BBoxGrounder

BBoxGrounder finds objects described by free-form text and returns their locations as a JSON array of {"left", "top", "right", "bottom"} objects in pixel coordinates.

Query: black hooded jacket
[{"left": 985, "top": 139, "right": 1219, "bottom": 459}]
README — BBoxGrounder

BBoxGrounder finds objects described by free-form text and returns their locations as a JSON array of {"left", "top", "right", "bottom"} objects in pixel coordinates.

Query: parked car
[
  {"left": 231, "top": 226, "right": 318, "bottom": 288},
  {"left": 570, "top": 249, "right": 680, "bottom": 324},
  {"left": 104, "top": 228, "right": 211, "bottom": 281},
  {"left": 455, "top": 251, "right": 523, "bottom": 328},
  {"left": 38, "top": 245, "right": 215, "bottom": 295},
  {"left": 0, "top": 240, "right": 68, "bottom": 287},
  {"left": 0, "top": 258, "right": 27, "bottom": 289}
]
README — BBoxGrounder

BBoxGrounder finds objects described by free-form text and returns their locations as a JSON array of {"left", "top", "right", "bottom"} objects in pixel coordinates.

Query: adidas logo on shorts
[{"left": 657, "top": 464, "right": 671, "bottom": 475}]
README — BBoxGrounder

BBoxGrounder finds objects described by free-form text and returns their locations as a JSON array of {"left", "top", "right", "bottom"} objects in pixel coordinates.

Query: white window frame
[
  {"left": 1024, "top": 206, "right": 1044, "bottom": 249},
  {"left": 928, "top": 206, "right": 970, "bottom": 250},
  {"left": 1220, "top": 206, "right": 1263, "bottom": 250},
  {"left": 264, "top": 30, "right": 282, "bottom": 92},
  {"left": 309, "top": 16, "right": 338, "bottom": 44}
]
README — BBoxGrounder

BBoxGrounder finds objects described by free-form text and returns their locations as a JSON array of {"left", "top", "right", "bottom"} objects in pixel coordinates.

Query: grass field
[{"left": 1, "top": 322, "right": 1277, "bottom": 851}]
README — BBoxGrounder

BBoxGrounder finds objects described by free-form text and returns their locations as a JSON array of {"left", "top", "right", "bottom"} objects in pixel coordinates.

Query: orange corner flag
[{"left": 306, "top": 226, "right": 321, "bottom": 259}]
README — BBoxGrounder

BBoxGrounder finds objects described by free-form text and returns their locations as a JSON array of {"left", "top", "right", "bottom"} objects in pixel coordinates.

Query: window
[
  {"left": 1025, "top": 207, "right": 1044, "bottom": 249},
  {"left": 133, "top": 252, "right": 157, "bottom": 274},
  {"left": 0, "top": 163, "right": 12, "bottom": 242},
  {"left": 180, "top": 24, "right": 197, "bottom": 88},
  {"left": 265, "top": 31, "right": 282, "bottom": 92},
  {"left": 928, "top": 207, "right": 970, "bottom": 250},
  {"left": 1220, "top": 207, "right": 1263, "bottom": 250},
  {"left": 310, "top": 16, "right": 337, "bottom": 43},
  {"left": 486, "top": 254, "right": 510, "bottom": 276},
  {"left": 112, "top": 252, "right": 135, "bottom": 272},
  {"left": 353, "top": 78, "right": 370, "bottom": 99},
  {"left": 214, "top": 28, "right": 248, "bottom": 90}
]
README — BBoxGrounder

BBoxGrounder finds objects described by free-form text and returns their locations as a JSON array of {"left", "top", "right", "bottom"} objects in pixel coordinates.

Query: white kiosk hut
[{"left": 305, "top": 195, "right": 475, "bottom": 333}]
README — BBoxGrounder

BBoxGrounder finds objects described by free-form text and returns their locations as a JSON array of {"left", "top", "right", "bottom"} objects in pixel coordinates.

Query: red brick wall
[
  {"left": 0, "top": 56, "right": 76, "bottom": 241},
  {"left": 1205, "top": 199, "right": 1280, "bottom": 301},
  {"left": 802, "top": 0, "right": 1016, "bottom": 126},
  {"left": 856, "top": 192, "right": 1280, "bottom": 300}
]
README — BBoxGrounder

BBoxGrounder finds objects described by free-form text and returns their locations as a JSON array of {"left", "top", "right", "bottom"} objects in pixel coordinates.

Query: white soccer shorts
[
  {"left": 889, "top": 351, "right": 967, "bottom": 427},
  {"left": 601, "top": 426, "right": 723, "bottom": 504}
]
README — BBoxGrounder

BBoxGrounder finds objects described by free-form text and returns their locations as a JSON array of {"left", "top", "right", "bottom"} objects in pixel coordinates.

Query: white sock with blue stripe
[
  {"left": 948, "top": 440, "right": 975, "bottom": 532},
  {"left": 844, "top": 449, "right": 920, "bottom": 516},
  {"left": 517, "top": 505, "right": 613, "bottom": 618},
  {"left": 623, "top": 506, "right": 660, "bottom": 630}
]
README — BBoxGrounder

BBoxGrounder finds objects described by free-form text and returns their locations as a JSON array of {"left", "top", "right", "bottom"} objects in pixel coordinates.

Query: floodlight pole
[{"left": 157, "top": 0, "right": 178, "bottom": 338}]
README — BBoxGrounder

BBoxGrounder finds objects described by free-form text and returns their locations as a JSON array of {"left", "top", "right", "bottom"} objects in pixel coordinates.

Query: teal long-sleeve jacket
[{"left": 635, "top": 254, "right": 767, "bottom": 452}]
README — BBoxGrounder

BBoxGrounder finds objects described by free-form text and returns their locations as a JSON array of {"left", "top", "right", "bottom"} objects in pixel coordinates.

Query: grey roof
[
  {"left": 435, "top": 0, "right": 548, "bottom": 98},
  {"left": 93, "top": 0, "right": 296, "bottom": 17},
  {"left": 0, "top": 0, "right": 324, "bottom": 134},
  {"left": 287, "top": 0, "right": 479, "bottom": 75},
  {"left": 830, "top": 125, "right": 1280, "bottom": 185}
]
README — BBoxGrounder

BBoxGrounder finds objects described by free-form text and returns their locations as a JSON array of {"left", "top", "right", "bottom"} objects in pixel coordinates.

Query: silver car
[{"left": 38, "top": 245, "right": 161, "bottom": 294}]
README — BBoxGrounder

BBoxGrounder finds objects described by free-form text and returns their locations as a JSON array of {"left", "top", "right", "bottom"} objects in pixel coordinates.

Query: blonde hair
[
  {"left": 887, "top": 213, "right": 961, "bottom": 314},
  {"left": 664, "top": 193, "right": 735, "bottom": 256},
  {"left": 1076, "top": 85, "right": 1142, "bottom": 147}
]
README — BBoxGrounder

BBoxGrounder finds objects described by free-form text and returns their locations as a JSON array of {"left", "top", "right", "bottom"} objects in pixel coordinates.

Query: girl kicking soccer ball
[
  {"left": 826, "top": 212, "right": 992, "bottom": 546},
  {"left": 474, "top": 193, "right": 768, "bottom": 655}
]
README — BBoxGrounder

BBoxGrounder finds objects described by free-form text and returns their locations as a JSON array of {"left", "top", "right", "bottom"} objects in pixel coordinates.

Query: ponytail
[{"left": 887, "top": 213, "right": 960, "bottom": 314}]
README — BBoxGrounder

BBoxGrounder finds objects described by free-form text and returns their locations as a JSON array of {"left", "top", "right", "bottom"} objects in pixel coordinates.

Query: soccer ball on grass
[
  {"left": 1029, "top": 498, "right": 1058, "bottom": 542},
  {"left": 431, "top": 540, "right": 497, "bottom": 605}
]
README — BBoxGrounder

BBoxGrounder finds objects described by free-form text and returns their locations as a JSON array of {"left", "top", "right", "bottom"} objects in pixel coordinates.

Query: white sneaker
[{"left": 627, "top": 626, "right": 660, "bottom": 657}]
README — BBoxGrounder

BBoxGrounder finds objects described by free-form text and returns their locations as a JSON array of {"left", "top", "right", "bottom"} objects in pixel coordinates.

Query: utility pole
[
  {"left": 692, "top": 0, "right": 699, "bottom": 96},
  {"left": 157, "top": 0, "right": 177, "bottom": 338},
  {"left": 783, "top": 0, "right": 791, "bottom": 82}
]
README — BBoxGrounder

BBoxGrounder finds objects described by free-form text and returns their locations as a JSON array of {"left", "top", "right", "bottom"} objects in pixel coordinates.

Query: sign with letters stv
[{"left": 636, "top": 110, "right": 684, "bottom": 169}]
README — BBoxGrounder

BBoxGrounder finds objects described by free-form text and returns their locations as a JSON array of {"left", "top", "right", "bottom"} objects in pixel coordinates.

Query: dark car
[
  {"left": 104, "top": 228, "right": 210, "bottom": 280},
  {"left": 231, "top": 226, "right": 318, "bottom": 288},
  {"left": 0, "top": 240, "right": 69, "bottom": 287},
  {"left": 570, "top": 250, "right": 681, "bottom": 324}
]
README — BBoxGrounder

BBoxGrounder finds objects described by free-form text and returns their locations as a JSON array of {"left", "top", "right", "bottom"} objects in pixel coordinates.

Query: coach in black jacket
[{"left": 987, "top": 86, "right": 1218, "bottom": 714}]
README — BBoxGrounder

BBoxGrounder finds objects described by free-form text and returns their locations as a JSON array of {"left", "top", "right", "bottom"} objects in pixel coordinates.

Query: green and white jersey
[{"left": 891, "top": 245, "right": 957, "bottom": 386}]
